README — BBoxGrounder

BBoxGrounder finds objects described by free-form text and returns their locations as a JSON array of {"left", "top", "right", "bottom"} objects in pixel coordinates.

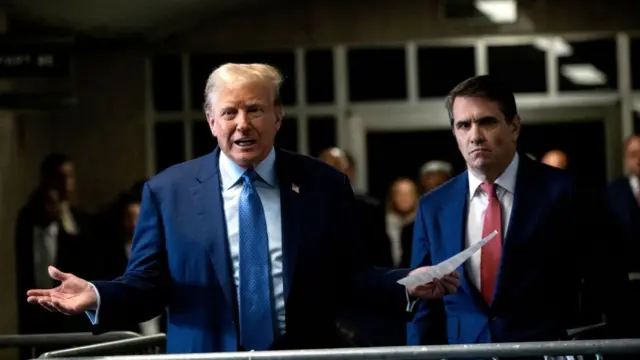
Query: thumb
[{"left": 48, "top": 266, "right": 70, "bottom": 282}]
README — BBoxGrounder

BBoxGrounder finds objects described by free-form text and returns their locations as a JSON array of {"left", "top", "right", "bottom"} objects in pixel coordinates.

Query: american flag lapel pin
[{"left": 292, "top": 183, "right": 299, "bottom": 194}]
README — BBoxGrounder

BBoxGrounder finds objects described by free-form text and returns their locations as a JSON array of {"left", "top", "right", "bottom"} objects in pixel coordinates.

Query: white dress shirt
[
  {"left": 465, "top": 153, "right": 519, "bottom": 291},
  {"left": 629, "top": 174, "right": 639, "bottom": 198},
  {"left": 219, "top": 148, "right": 286, "bottom": 334}
]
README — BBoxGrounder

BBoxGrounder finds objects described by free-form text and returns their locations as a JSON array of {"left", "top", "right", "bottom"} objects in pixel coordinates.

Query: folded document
[{"left": 397, "top": 230, "right": 499, "bottom": 288}]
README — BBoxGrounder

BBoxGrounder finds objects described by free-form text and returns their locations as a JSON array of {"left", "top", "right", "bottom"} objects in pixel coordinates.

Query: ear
[
  {"left": 274, "top": 107, "right": 285, "bottom": 129},
  {"left": 511, "top": 115, "right": 521, "bottom": 142},
  {"left": 206, "top": 113, "right": 218, "bottom": 137}
]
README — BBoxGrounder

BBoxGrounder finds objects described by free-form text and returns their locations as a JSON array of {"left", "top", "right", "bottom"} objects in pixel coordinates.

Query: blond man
[{"left": 27, "top": 63, "right": 457, "bottom": 353}]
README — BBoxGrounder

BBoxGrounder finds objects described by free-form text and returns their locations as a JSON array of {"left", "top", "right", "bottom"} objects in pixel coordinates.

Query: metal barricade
[
  {"left": 39, "top": 334, "right": 166, "bottom": 358},
  {"left": 33, "top": 339, "right": 640, "bottom": 360},
  {"left": 0, "top": 331, "right": 141, "bottom": 359}
]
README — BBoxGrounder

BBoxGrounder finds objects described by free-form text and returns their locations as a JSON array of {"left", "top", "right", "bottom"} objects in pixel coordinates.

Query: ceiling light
[
  {"left": 560, "top": 64, "right": 607, "bottom": 86},
  {"left": 532, "top": 37, "right": 573, "bottom": 57},
  {"left": 475, "top": 0, "right": 517, "bottom": 24}
]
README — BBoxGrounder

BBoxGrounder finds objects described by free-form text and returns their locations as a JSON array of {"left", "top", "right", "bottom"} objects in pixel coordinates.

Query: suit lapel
[
  {"left": 275, "top": 149, "right": 302, "bottom": 301},
  {"left": 440, "top": 172, "right": 487, "bottom": 311},
  {"left": 492, "top": 156, "right": 544, "bottom": 307},
  {"left": 191, "top": 148, "right": 236, "bottom": 311}
]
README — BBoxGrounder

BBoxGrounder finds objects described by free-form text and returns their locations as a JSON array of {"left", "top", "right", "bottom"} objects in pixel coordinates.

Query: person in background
[
  {"left": 385, "top": 177, "right": 419, "bottom": 268},
  {"left": 408, "top": 74, "right": 630, "bottom": 347},
  {"left": 15, "top": 154, "right": 94, "bottom": 359},
  {"left": 418, "top": 160, "right": 453, "bottom": 195},
  {"left": 319, "top": 147, "right": 392, "bottom": 267},
  {"left": 606, "top": 135, "right": 640, "bottom": 330},
  {"left": 27, "top": 63, "right": 457, "bottom": 354},
  {"left": 541, "top": 149, "right": 568, "bottom": 169}
]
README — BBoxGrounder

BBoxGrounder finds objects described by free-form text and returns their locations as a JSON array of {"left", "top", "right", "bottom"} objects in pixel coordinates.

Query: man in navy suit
[
  {"left": 407, "top": 75, "right": 629, "bottom": 347},
  {"left": 27, "top": 63, "right": 458, "bottom": 353},
  {"left": 607, "top": 134, "right": 640, "bottom": 272}
]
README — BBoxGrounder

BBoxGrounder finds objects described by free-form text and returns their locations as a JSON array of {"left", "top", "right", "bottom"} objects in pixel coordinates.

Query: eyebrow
[{"left": 454, "top": 116, "right": 499, "bottom": 125}]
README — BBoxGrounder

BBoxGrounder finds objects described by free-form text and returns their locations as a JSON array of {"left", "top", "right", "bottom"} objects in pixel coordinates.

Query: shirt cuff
[
  {"left": 405, "top": 288, "right": 420, "bottom": 313},
  {"left": 85, "top": 282, "right": 101, "bottom": 325}
]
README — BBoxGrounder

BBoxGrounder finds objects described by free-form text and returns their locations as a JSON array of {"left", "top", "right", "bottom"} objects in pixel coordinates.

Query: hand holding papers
[{"left": 399, "top": 229, "right": 499, "bottom": 290}]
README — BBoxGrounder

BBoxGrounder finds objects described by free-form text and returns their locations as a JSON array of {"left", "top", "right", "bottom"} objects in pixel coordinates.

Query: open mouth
[{"left": 234, "top": 139, "right": 257, "bottom": 147}]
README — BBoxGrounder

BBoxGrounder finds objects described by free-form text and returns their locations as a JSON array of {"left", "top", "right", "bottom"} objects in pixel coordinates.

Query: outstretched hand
[
  {"left": 408, "top": 267, "right": 460, "bottom": 300},
  {"left": 26, "top": 266, "right": 98, "bottom": 316}
]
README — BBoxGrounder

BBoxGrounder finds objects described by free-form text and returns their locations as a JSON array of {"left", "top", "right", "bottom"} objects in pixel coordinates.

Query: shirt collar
[
  {"left": 468, "top": 152, "right": 519, "bottom": 199},
  {"left": 218, "top": 147, "right": 277, "bottom": 189}
]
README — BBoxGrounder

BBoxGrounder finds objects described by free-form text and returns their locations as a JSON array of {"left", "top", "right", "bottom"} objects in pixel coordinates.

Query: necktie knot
[
  {"left": 480, "top": 182, "right": 497, "bottom": 198},
  {"left": 242, "top": 169, "right": 260, "bottom": 184}
]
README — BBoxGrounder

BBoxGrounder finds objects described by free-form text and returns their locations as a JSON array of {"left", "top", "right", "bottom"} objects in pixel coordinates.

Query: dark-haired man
[{"left": 407, "top": 75, "right": 629, "bottom": 347}]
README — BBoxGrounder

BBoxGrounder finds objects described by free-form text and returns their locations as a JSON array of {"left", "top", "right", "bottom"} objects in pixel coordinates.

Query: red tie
[{"left": 480, "top": 183, "right": 502, "bottom": 305}]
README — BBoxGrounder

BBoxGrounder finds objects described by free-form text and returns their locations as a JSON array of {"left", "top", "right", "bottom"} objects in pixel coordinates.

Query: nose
[
  {"left": 469, "top": 124, "right": 485, "bottom": 145},
  {"left": 236, "top": 110, "right": 250, "bottom": 131}
]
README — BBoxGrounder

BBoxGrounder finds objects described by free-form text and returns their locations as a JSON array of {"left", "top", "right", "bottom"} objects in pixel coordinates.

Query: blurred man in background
[{"left": 541, "top": 149, "right": 568, "bottom": 169}]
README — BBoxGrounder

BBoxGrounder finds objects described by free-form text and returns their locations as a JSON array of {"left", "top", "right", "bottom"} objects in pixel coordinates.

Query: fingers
[
  {"left": 27, "top": 289, "right": 53, "bottom": 297},
  {"left": 441, "top": 279, "right": 459, "bottom": 294},
  {"left": 38, "top": 299, "right": 57, "bottom": 312},
  {"left": 50, "top": 299, "right": 75, "bottom": 316},
  {"left": 48, "top": 266, "right": 70, "bottom": 282}
]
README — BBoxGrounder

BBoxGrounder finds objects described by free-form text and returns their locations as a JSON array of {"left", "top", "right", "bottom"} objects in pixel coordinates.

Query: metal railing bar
[
  {"left": 36, "top": 339, "right": 640, "bottom": 360},
  {"left": 40, "top": 334, "right": 166, "bottom": 358},
  {"left": 0, "top": 331, "right": 141, "bottom": 348}
]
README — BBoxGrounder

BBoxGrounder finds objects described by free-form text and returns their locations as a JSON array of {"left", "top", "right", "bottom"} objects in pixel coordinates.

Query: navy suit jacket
[
  {"left": 91, "top": 148, "right": 408, "bottom": 353},
  {"left": 606, "top": 177, "right": 640, "bottom": 272},
  {"left": 407, "top": 155, "right": 629, "bottom": 345}
]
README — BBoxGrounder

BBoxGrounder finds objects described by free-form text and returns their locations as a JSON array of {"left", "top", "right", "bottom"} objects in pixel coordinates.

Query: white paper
[{"left": 397, "top": 229, "right": 499, "bottom": 287}]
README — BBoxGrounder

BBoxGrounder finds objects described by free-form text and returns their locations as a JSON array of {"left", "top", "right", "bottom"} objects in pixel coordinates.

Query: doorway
[{"left": 346, "top": 103, "right": 620, "bottom": 201}]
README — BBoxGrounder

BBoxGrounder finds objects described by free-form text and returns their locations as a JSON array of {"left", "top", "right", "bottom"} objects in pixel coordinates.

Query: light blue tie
[{"left": 238, "top": 169, "right": 275, "bottom": 351}]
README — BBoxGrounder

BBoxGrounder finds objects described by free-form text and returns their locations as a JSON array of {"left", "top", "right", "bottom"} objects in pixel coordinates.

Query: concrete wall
[
  {"left": 53, "top": 48, "right": 147, "bottom": 211},
  {"left": 162, "top": 0, "right": 640, "bottom": 51}
]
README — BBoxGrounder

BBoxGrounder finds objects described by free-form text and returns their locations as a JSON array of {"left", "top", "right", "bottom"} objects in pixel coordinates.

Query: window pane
[
  {"left": 275, "top": 116, "right": 298, "bottom": 152},
  {"left": 308, "top": 116, "right": 337, "bottom": 157},
  {"left": 558, "top": 38, "right": 617, "bottom": 92},
  {"left": 631, "top": 38, "right": 640, "bottom": 90},
  {"left": 348, "top": 48, "right": 406, "bottom": 101},
  {"left": 192, "top": 121, "right": 218, "bottom": 159},
  {"left": 305, "top": 50, "right": 334, "bottom": 104},
  {"left": 518, "top": 120, "right": 606, "bottom": 188},
  {"left": 190, "top": 52, "right": 296, "bottom": 110},
  {"left": 488, "top": 45, "right": 546, "bottom": 93},
  {"left": 418, "top": 46, "right": 476, "bottom": 98},
  {"left": 155, "top": 122, "right": 184, "bottom": 173},
  {"left": 152, "top": 55, "right": 182, "bottom": 112}
]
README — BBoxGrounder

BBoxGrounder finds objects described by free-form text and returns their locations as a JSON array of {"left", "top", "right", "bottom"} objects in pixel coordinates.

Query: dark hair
[
  {"left": 445, "top": 75, "right": 518, "bottom": 126},
  {"left": 39, "top": 153, "right": 71, "bottom": 181}
]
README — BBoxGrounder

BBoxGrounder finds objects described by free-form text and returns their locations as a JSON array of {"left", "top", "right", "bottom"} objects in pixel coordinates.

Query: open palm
[{"left": 26, "top": 266, "right": 97, "bottom": 316}]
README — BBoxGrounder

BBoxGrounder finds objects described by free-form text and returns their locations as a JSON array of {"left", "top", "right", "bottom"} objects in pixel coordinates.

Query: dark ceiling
[{"left": 2, "top": 0, "right": 262, "bottom": 39}]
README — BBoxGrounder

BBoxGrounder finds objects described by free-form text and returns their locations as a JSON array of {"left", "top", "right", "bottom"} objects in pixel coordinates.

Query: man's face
[
  {"left": 48, "top": 161, "right": 76, "bottom": 200},
  {"left": 420, "top": 171, "right": 450, "bottom": 194},
  {"left": 207, "top": 82, "right": 282, "bottom": 167},
  {"left": 392, "top": 180, "right": 417, "bottom": 214},
  {"left": 451, "top": 96, "right": 520, "bottom": 175},
  {"left": 625, "top": 137, "right": 640, "bottom": 177},
  {"left": 124, "top": 203, "right": 141, "bottom": 231}
]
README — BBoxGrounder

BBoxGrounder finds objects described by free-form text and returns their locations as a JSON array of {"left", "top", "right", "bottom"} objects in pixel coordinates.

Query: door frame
[{"left": 345, "top": 95, "right": 621, "bottom": 193}]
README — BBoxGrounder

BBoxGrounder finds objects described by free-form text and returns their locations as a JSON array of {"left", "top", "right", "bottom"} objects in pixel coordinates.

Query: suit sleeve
[
  {"left": 90, "top": 182, "right": 170, "bottom": 332},
  {"left": 406, "top": 204, "right": 446, "bottom": 345},
  {"left": 337, "top": 175, "right": 409, "bottom": 313}
]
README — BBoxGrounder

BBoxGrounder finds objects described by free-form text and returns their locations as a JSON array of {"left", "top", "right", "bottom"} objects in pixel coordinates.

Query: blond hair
[{"left": 203, "top": 63, "right": 284, "bottom": 115}]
